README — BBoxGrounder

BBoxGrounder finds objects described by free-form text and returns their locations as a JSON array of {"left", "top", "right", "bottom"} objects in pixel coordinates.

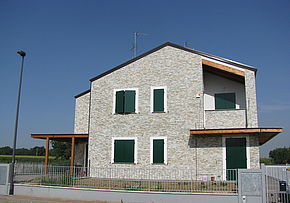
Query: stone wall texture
[
  {"left": 245, "top": 70, "right": 258, "bottom": 128},
  {"left": 74, "top": 92, "right": 90, "bottom": 134},
  {"left": 74, "top": 45, "right": 260, "bottom": 178},
  {"left": 205, "top": 109, "right": 246, "bottom": 129}
]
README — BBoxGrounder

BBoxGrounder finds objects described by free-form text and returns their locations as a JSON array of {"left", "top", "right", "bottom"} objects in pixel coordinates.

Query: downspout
[{"left": 195, "top": 136, "right": 198, "bottom": 180}]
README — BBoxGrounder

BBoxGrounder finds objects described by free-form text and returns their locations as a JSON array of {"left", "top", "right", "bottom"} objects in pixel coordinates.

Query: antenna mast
[{"left": 132, "top": 32, "right": 147, "bottom": 58}]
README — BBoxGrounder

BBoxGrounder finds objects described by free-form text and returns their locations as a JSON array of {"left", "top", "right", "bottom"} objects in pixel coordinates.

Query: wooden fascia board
[
  {"left": 202, "top": 59, "right": 245, "bottom": 77},
  {"left": 190, "top": 128, "right": 283, "bottom": 145},
  {"left": 31, "top": 134, "right": 89, "bottom": 139},
  {"left": 190, "top": 128, "right": 282, "bottom": 135}
]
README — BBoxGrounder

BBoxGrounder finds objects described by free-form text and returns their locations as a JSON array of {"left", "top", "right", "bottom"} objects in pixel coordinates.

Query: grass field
[{"left": 0, "top": 155, "right": 69, "bottom": 165}]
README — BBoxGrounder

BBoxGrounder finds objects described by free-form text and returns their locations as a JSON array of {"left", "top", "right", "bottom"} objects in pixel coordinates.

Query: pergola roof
[
  {"left": 31, "top": 134, "right": 88, "bottom": 142},
  {"left": 190, "top": 128, "right": 283, "bottom": 145},
  {"left": 31, "top": 133, "right": 89, "bottom": 175}
]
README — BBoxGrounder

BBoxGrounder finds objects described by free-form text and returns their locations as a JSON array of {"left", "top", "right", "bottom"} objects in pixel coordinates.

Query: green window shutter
[
  {"left": 153, "top": 89, "right": 164, "bottom": 112},
  {"left": 115, "top": 91, "right": 125, "bottom": 114},
  {"left": 124, "top": 90, "right": 135, "bottom": 113},
  {"left": 153, "top": 139, "right": 164, "bottom": 163},
  {"left": 215, "top": 93, "right": 236, "bottom": 110},
  {"left": 114, "top": 140, "right": 134, "bottom": 163}
]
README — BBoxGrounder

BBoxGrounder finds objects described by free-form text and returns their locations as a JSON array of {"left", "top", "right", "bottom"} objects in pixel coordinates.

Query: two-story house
[{"left": 32, "top": 42, "right": 282, "bottom": 179}]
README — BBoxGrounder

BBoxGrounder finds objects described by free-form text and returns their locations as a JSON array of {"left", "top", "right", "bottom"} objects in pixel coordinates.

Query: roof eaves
[
  {"left": 74, "top": 89, "right": 91, "bottom": 98},
  {"left": 167, "top": 43, "right": 257, "bottom": 71}
]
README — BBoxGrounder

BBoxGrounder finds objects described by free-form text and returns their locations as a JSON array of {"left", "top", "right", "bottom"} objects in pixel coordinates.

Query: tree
[
  {"left": 50, "top": 141, "right": 71, "bottom": 160},
  {"left": 30, "top": 146, "right": 45, "bottom": 156},
  {"left": 0, "top": 146, "right": 13, "bottom": 155},
  {"left": 269, "top": 147, "right": 290, "bottom": 164},
  {"left": 16, "top": 148, "right": 31, "bottom": 155}
]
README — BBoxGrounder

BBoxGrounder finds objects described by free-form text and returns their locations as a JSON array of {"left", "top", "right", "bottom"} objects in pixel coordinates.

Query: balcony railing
[{"left": 204, "top": 109, "right": 246, "bottom": 129}]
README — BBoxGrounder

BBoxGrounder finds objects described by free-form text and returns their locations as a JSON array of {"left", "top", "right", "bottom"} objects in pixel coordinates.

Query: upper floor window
[
  {"left": 215, "top": 93, "right": 236, "bottom": 110},
  {"left": 114, "top": 89, "right": 138, "bottom": 114},
  {"left": 151, "top": 87, "right": 167, "bottom": 113}
]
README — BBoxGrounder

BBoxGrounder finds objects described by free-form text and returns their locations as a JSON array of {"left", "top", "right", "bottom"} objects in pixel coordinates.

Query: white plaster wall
[{"left": 203, "top": 72, "right": 246, "bottom": 110}]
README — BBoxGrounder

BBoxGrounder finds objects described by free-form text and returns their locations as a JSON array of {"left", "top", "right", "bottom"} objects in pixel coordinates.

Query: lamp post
[{"left": 9, "top": 50, "right": 26, "bottom": 195}]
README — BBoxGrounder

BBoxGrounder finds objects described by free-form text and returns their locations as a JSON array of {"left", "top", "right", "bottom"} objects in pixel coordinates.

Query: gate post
[
  {"left": 0, "top": 164, "right": 11, "bottom": 195},
  {"left": 261, "top": 164, "right": 267, "bottom": 203},
  {"left": 238, "top": 169, "right": 263, "bottom": 203}
]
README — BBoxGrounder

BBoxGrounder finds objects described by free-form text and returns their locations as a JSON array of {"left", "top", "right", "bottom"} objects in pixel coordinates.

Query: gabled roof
[
  {"left": 89, "top": 41, "right": 257, "bottom": 82},
  {"left": 75, "top": 42, "right": 257, "bottom": 98}
]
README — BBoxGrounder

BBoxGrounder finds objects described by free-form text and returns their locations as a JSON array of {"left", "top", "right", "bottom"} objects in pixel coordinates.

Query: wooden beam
[
  {"left": 70, "top": 137, "right": 75, "bottom": 176},
  {"left": 202, "top": 59, "right": 245, "bottom": 77},
  {"left": 45, "top": 137, "right": 49, "bottom": 174},
  {"left": 31, "top": 134, "right": 88, "bottom": 139},
  {"left": 190, "top": 128, "right": 282, "bottom": 135}
]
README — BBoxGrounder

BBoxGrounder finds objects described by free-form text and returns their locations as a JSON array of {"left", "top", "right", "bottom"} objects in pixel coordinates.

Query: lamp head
[{"left": 17, "top": 50, "right": 26, "bottom": 57}]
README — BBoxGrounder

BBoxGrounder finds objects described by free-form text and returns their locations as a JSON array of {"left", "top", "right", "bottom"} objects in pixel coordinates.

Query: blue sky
[{"left": 0, "top": 0, "right": 289, "bottom": 157}]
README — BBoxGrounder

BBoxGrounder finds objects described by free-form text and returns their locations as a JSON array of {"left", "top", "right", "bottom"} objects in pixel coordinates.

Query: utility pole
[{"left": 10, "top": 50, "right": 26, "bottom": 195}]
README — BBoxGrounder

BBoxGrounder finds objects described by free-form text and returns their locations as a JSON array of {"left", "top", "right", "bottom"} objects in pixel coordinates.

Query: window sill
[
  {"left": 112, "top": 162, "right": 137, "bottom": 165},
  {"left": 114, "top": 112, "right": 138, "bottom": 115},
  {"left": 151, "top": 163, "right": 167, "bottom": 165},
  {"left": 205, "top": 109, "right": 245, "bottom": 111},
  {"left": 151, "top": 111, "right": 167, "bottom": 113}
]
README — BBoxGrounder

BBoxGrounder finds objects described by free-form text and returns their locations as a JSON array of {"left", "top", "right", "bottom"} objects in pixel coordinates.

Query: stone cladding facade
[{"left": 74, "top": 45, "right": 260, "bottom": 178}]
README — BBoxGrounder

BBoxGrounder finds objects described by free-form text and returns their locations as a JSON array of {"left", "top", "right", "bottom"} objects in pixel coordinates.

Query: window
[
  {"left": 114, "top": 89, "right": 138, "bottom": 114},
  {"left": 215, "top": 93, "right": 236, "bottom": 110},
  {"left": 112, "top": 138, "right": 137, "bottom": 164},
  {"left": 151, "top": 87, "right": 167, "bottom": 113},
  {"left": 150, "top": 137, "right": 167, "bottom": 164}
]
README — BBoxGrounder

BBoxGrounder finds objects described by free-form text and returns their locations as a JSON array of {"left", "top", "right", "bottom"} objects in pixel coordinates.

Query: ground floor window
[
  {"left": 112, "top": 138, "right": 137, "bottom": 163},
  {"left": 150, "top": 137, "right": 167, "bottom": 164}
]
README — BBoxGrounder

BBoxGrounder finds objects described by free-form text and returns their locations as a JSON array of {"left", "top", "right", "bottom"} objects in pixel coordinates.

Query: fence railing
[{"left": 14, "top": 164, "right": 238, "bottom": 194}]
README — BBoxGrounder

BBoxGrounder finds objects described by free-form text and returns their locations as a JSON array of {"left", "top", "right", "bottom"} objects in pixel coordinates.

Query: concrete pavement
[{"left": 0, "top": 195, "right": 110, "bottom": 203}]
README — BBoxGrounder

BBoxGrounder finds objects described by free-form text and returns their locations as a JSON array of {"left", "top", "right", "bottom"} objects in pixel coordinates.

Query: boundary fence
[{"left": 14, "top": 164, "right": 238, "bottom": 193}]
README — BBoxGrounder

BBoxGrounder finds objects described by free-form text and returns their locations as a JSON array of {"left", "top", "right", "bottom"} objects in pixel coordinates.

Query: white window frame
[
  {"left": 222, "top": 135, "right": 250, "bottom": 180},
  {"left": 150, "top": 86, "right": 167, "bottom": 113},
  {"left": 111, "top": 137, "right": 137, "bottom": 164},
  {"left": 113, "top": 88, "right": 139, "bottom": 114},
  {"left": 150, "top": 137, "right": 167, "bottom": 164}
]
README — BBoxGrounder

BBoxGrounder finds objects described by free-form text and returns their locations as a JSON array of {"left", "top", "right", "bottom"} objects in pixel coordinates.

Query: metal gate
[
  {"left": 0, "top": 164, "right": 11, "bottom": 195},
  {"left": 264, "top": 165, "right": 290, "bottom": 203}
]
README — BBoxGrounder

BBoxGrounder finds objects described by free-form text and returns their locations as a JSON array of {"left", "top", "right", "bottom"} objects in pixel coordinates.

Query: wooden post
[
  {"left": 45, "top": 137, "right": 49, "bottom": 174},
  {"left": 70, "top": 137, "right": 75, "bottom": 176}
]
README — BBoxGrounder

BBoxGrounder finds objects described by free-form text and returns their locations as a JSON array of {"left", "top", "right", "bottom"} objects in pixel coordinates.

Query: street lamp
[{"left": 9, "top": 50, "right": 26, "bottom": 195}]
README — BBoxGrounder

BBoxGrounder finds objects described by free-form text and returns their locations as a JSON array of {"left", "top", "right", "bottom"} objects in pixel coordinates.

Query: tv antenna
[
  {"left": 184, "top": 41, "right": 192, "bottom": 48},
  {"left": 132, "top": 32, "right": 147, "bottom": 58}
]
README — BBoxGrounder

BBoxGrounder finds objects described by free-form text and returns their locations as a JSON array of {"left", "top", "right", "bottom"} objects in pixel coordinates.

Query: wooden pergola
[
  {"left": 31, "top": 134, "right": 88, "bottom": 175},
  {"left": 190, "top": 128, "right": 283, "bottom": 145}
]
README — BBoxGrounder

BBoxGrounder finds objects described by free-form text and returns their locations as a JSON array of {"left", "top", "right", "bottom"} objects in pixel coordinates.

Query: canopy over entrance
[
  {"left": 190, "top": 128, "right": 282, "bottom": 145},
  {"left": 31, "top": 134, "right": 88, "bottom": 174}
]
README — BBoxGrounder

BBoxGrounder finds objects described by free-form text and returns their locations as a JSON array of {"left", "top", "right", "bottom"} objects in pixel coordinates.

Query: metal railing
[{"left": 14, "top": 164, "right": 238, "bottom": 194}]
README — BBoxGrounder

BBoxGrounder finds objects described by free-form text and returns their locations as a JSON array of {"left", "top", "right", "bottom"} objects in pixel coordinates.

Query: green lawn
[
  {"left": 0, "top": 155, "right": 69, "bottom": 165},
  {"left": 0, "top": 155, "right": 55, "bottom": 159}
]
